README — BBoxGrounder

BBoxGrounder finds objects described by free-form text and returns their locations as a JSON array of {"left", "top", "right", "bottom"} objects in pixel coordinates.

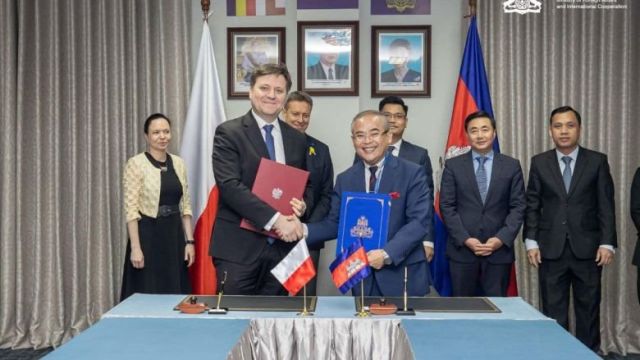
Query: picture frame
[
  {"left": 227, "top": 27, "right": 286, "bottom": 99},
  {"left": 371, "top": 25, "right": 431, "bottom": 98},
  {"left": 297, "top": 21, "right": 359, "bottom": 96}
]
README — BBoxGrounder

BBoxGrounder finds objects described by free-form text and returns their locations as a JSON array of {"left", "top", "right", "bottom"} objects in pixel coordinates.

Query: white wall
[{"left": 190, "top": 0, "right": 466, "bottom": 295}]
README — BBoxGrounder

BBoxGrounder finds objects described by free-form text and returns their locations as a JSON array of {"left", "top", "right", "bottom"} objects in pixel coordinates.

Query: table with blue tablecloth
[{"left": 45, "top": 294, "right": 597, "bottom": 359}]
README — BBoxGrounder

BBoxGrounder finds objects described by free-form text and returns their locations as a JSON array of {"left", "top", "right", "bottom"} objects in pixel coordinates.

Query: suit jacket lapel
[
  {"left": 462, "top": 152, "right": 484, "bottom": 205},
  {"left": 398, "top": 142, "right": 407, "bottom": 159},
  {"left": 279, "top": 119, "right": 297, "bottom": 165},
  {"left": 545, "top": 150, "right": 568, "bottom": 198},
  {"left": 484, "top": 153, "right": 503, "bottom": 205},
  {"left": 242, "top": 112, "right": 270, "bottom": 159},
  {"left": 352, "top": 161, "right": 366, "bottom": 192},
  {"left": 568, "top": 147, "right": 588, "bottom": 197},
  {"left": 377, "top": 155, "right": 398, "bottom": 195}
]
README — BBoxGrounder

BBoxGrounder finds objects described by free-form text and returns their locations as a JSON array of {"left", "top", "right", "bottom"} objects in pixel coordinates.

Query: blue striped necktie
[{"left": 476, "top": 156, "right": 488, "bottom": 204}]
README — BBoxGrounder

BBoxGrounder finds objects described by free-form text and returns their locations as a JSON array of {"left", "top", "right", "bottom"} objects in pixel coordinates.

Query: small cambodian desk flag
[
  {"left": 330, "top": 238, "right": 371, "bottom": 294},
  {"left": 271, "top": 239, "right": 316, "bottom": 295}
]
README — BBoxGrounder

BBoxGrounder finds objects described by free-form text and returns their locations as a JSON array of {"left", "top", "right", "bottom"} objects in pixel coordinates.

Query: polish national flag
[
  {"left": 180, "top": 20, "right": 226, "bottom": 294},
  {"left": 271, "top": 240, "right": 316, "bottom": 295}
]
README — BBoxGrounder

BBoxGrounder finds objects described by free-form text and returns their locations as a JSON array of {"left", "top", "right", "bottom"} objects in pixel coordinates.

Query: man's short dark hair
[
  {"left": 389, "top": 38, "right": 411, "bottom": 51},
  {"left": 549, "top": 106, "right": 581, "bottom": 126},
  {"left": 285, "top": 91, "right": 313, "bottom": 110},
  {"left": 249, "top": 63, "right": 292, "bottom": 92},
  {"left": 464, "top": 110, "right": 496, "bottom": 132},
  {"left": 378, "top": 96, "right": 408, "bottom": 115}
]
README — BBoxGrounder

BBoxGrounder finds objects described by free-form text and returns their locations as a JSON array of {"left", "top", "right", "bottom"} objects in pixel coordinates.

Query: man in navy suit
[
  {"left": 210, "top": 64, "right": 309, "bottom": 295},
  {"left": 354, "top": 96, "right": 435, "bottom": 262},
  {"left": 440, "top": 111, "right": 526, "bottom": 296},
  {"left": 307, "top": 53, "right": 349, "bottom": 80},
  {"left": 281, "top": 91, "right": 334, "bottom": 296},
  {"left": 525, "top": 106, "right": 616, "bottom": 351},
  {"left": 304, "top": 110, "right": 432, "bottom": 296}
]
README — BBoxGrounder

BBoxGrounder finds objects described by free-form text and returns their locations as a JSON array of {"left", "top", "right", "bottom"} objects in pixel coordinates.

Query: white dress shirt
[{"left": 253, "top": 111, "right": 286, "bottom": 230}]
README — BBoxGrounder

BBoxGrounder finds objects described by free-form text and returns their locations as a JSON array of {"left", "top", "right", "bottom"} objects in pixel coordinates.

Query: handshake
[{"left": 272, "top": 198, "right": 306, "bottom": 242}]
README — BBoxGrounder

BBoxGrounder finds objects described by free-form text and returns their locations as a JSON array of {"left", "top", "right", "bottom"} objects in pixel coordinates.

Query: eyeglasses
[
  {"left": 353, "top": 131, "right": 388, "bottom": 143},
  {"left": 382, "top": 112, "right": 406, "bottom": 120}
]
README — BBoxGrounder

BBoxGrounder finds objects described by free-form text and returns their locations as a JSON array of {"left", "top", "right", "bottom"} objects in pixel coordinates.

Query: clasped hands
[
  {"left": 273, "top": 198, "right": 306, "bottom": 242},
  {"left": 465, "top": 237, "right": 503, "bottom": 256}
]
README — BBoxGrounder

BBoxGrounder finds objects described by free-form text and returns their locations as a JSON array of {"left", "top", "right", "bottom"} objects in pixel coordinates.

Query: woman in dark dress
[{"left": 120, "top": 113, "right": 195, "bottom": 300}]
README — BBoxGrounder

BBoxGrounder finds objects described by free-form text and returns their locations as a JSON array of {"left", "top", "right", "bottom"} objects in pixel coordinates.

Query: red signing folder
[{"left": 240, "top": 158, "right": 309, "bottom": 238}]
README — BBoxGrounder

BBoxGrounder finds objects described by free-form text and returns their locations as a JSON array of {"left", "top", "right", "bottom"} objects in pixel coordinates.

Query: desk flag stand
[
  {"left": 356, "top": 281, "right": 369, "bottom": 317},
  {"left": 298, "top": 285, "right": 313, "bottom": 316},
  {"left": 209, "top": 271, "right": 228, "bottom": 314}
]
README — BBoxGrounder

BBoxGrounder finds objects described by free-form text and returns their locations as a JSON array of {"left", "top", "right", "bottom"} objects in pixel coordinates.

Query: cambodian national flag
[
  {"left": 431, "top": 16, "right": 518, "bottom": 297},
  {"left": 330, "top": 239, "right": 371, "bottom": 294}
]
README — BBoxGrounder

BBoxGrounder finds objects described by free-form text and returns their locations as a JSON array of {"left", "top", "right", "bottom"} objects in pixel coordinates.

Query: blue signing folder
[{"left": 336, "top": 192, "right": 391, "bottom": 257}]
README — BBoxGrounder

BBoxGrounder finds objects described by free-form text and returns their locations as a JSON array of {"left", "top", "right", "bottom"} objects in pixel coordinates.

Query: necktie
[
  {"left": 387, "top": 145, "right": 396, "bottom": 156},
  {"left": 562, "top": 156, "right": 572, "bottom": 192},
  {"left": 369, "top": 166, "right": 378, "bottom": 193},
  {"left": 263, "top": 124, "right": 275, "bottom": 160},
  {"left": 328, "top": 68, "right": 334, "bottom": 80},
  {"left": 263, "top": 124, "right": 276, "bottom": 244},
  {"left": 476, "top": 156, "right": 488, "bottom": 204}
]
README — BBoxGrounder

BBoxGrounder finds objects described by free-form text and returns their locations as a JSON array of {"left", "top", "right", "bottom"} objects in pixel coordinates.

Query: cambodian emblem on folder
[{"left": 336, "top": 192, "right": 391, "bottom": 256}]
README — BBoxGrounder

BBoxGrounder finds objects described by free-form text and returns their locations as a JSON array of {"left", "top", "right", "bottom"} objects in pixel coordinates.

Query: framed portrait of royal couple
[
  {"left": 227, "top": 27, "right": 286, "bottom": 99},
  {"left": 371, "top": 25, "right": 431, "bottom": 98},
  {"left": 297, "top": 21, "right": 359, "bottom": 96}
]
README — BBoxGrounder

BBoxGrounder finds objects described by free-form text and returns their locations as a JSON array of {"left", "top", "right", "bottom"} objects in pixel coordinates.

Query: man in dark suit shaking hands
[
  {"left": 355, "top": 96, "right": 435, "bottom": 262},
  {"left": 525, "top": 106, "right": 616, "bottom": 351},
  {"left": 210, "top": 64, "right": 308, "bottom": 295},
  {"left": 440, "top": 111, "right": 526, "bottom": 296},
  {"left": 631, "top": 167, "right": 640, "bottom": 304},
  {"left": 304, "top": 110, "right": 433, "bottom": 296}
]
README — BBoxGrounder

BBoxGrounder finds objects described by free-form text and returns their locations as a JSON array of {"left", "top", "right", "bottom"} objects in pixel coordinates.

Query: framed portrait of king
[
  {"left": 227, "top": 27, "right": 285, "bottom": 99},
  {"left": 297, "top": 21, "right": 359, "bottom": 96},
  {"left": 372, "top": 25, "right": 431, "bottom": 97}
]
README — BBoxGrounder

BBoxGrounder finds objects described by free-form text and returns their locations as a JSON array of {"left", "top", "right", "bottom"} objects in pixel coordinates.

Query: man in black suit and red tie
[
  {"left": 440, "top": 111, "right": 526, "bottom": 297},
  {"left": 525, "top": 106, "right": 617, "bottom": 351},
  {"left": 281, "top": 91, "right": 334, "bottom": 296},
  {"left": 209, "top": 64, "right": 309, "bottom": 295}
]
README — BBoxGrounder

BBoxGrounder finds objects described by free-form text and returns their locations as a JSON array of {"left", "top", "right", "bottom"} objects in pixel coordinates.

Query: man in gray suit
[
  {"left": 440, "top": 111, "right": 526, "bottom": 296},
  {"left": 525, "top": 106, "right": 616, "bottom": 351}
]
